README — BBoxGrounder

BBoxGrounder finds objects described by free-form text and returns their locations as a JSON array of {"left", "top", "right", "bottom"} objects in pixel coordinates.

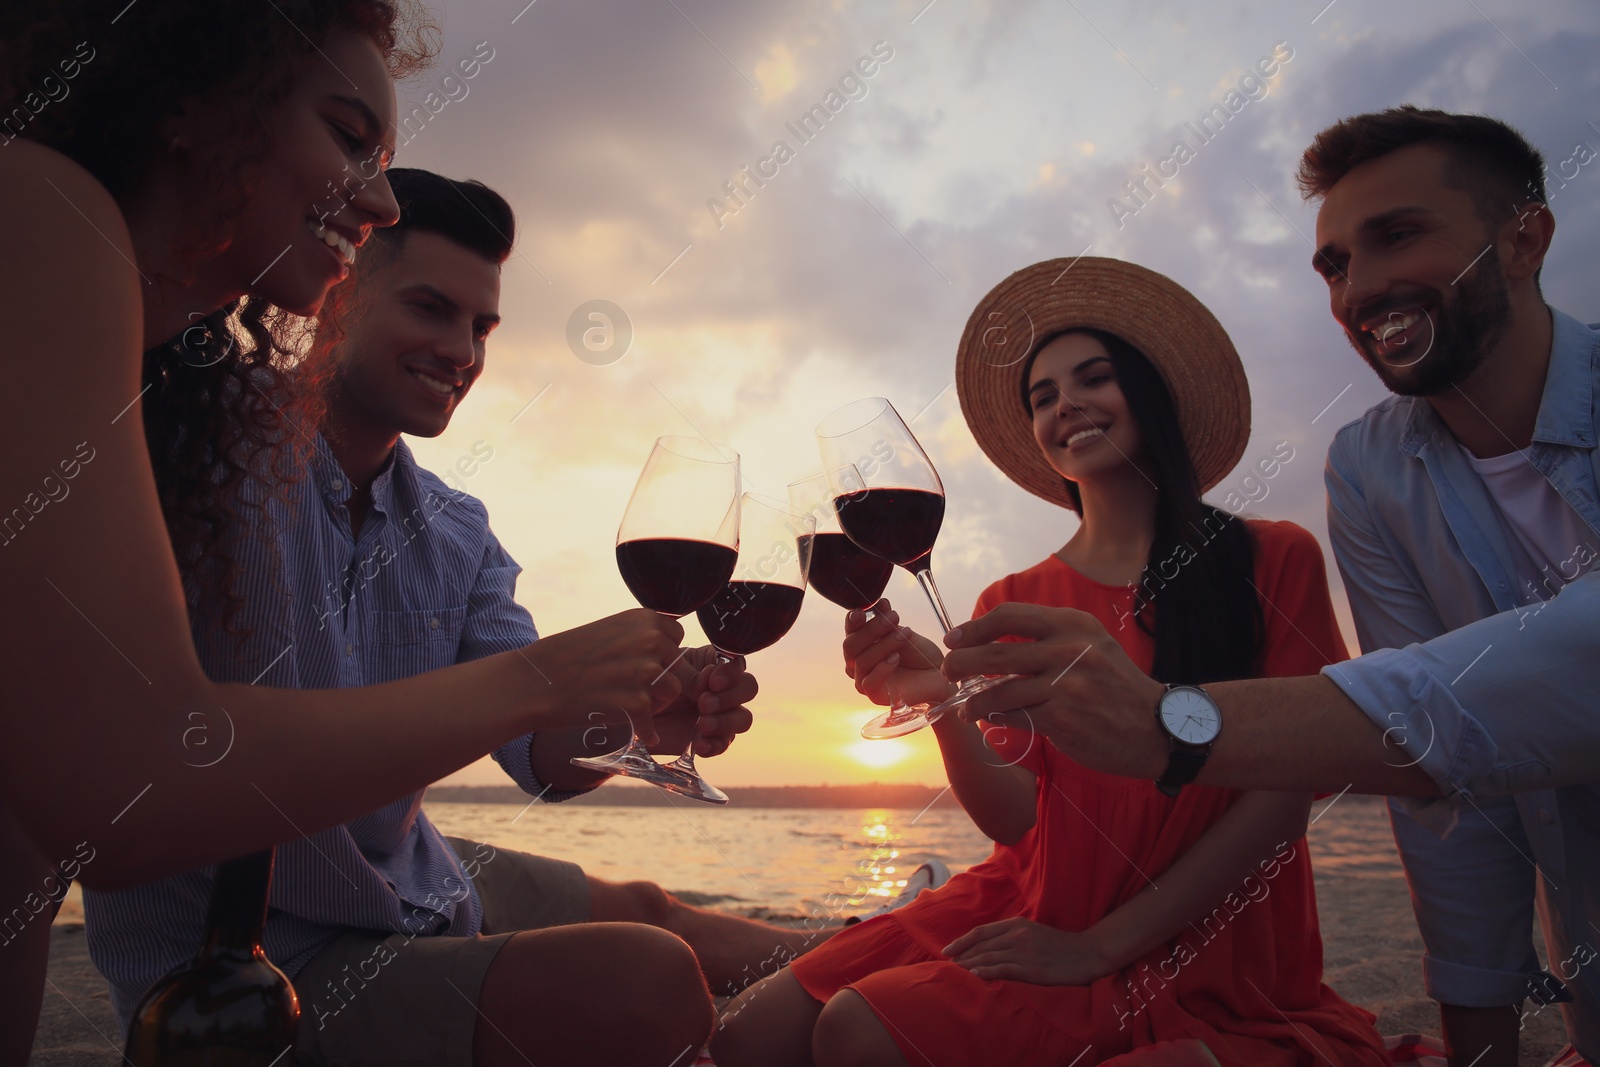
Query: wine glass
[
  {"left": 815, "top": 398, "right": 1022, "bottom": 737},
  {"left": 786, "top": 470, "right": 895, "bottom": 616},
  {"left": 571, "top": 436, "right": 740, "bottom": 803},
  {"left": 787, "top": 470, "right": 914, "bottom": 734},
  {"left": 687, "top": 494, "right": 814, "bottom": 796}
]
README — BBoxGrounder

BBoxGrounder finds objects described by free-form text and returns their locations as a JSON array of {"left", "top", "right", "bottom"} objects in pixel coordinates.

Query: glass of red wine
[
  {"left": 786, "top": 470, "right": 895, "bottom": 617},
  {"left": 691, "top": 494, "right": 813, "bottom": 797},
  {"left": 571, "top": 435, "right": 740, "bottom": 803},
  {"left": 815, "top": 398, "right": 1022, "bottom": 737}
]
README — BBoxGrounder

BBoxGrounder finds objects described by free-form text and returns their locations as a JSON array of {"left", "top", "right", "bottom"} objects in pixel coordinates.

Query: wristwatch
[{"left": 1154, "top": 684, "right": 1221, "bottom": 797}]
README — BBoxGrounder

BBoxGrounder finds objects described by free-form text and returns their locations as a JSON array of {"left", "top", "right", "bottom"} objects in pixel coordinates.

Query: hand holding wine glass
[
  {"left": 527, "top": 609, "right": 690, "bottom": 744},
  {"left": 816, "top": 398, "right": 1023, "bottom": 737},
  {"left": 646, "top": 647, "right": 758, "bottom": 760},
  {"left": 571, "top": 436, "right": 740, "bottom": 802},
  {"left": 841, "top": 598, "right": 952, "bottom": 710}
]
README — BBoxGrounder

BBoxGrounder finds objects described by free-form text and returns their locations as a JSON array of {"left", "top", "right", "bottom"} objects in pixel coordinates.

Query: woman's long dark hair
[
  {"left": 1022, "top": 329, "right": 1263, "bottom": 685},
  {"left": 1, "top": 1, "right": 436, "bottom": 630}
]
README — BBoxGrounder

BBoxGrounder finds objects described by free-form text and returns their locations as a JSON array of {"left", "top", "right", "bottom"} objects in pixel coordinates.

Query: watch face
[{"left": 1159, "top": 687, "right": 1221, "bottom": 745}]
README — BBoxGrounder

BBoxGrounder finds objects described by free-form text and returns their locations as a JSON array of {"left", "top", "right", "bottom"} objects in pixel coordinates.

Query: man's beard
[{"left": 1348, "top": 246, "right": 1512, "bottom": 397}]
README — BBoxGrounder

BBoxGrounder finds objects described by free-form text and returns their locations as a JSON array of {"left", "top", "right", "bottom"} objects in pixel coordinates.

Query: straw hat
[{"left": 955, "top": 257, "right": 1249, "bottom": 507}]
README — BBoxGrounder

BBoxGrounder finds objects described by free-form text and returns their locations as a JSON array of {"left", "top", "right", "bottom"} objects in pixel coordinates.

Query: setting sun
[{"left": 845, "top": 739, "right": 912, "bottom": 769}]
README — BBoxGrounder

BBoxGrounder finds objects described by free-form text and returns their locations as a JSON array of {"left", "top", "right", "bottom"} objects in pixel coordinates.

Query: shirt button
[
  {"left": 345, "top": 643, "right": 355, "bottom": 656},
  {"left": 330, "top": 480, "right": 344, "bottom": 492},
  {"left": 1539, "top": 809, "right": 1555, "bottom": 825},
  {"left": 429, "top": 616, "right": 440, "bottom": 629}
]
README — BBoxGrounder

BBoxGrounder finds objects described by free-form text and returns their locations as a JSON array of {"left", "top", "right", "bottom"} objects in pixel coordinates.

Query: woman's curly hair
[{"left": 1, "top": 1, "right": 437, "bottom": 631}]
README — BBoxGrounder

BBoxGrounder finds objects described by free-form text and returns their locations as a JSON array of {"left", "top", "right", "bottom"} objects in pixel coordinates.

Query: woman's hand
[
  {"left": 526, "top": 609, "right": 687, "bottom": 745},
  {"left": 844, "top": 599, "right": 954, "bottom": 709},
  {"left": 944, "top": 917, "right": 1115, "bottom": 985}
]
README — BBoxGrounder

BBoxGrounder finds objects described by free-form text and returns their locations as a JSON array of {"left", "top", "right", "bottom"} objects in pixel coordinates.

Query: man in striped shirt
[{"left": 84, "top": 168, "right": 826, "bottom": 1067}]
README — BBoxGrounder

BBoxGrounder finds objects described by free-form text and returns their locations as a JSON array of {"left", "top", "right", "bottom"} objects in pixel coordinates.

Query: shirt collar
[
  {"left": 1398, "top": 306, "right": 1598, "bottom": 458},
  {"left": 312, "top": 433, "right": 414, "bottom": 511},
  {"left": 1530, "top": 308, "right": 1597, "bottom": 449},
  {"left": 1398, "top": 399, "right": 1436, "bottom": 459}
]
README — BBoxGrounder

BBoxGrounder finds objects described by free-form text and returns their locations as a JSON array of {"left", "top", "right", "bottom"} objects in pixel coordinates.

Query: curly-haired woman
[{"left": 1, "top": 4, "right": 716, "bottom": 1062}]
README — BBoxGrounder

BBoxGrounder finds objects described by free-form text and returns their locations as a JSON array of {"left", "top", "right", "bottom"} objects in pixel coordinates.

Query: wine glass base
[
  {"left": 860, "top": 702, "right": 942, "bottom": 739},
  {"left": 659, "top": 762, "right": 731, "bottom": 804},
  {"left": 925, "top": 674, "right": 1026, "bottom": 721},
  {"left": 858, "top": 676, "right": 1029, "bottom": 739},
  {"left": 570, "top": 750, "right": 730, "bottom": 805}
]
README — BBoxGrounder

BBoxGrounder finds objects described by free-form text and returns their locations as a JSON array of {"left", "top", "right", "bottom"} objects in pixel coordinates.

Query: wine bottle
[{"left": 124, "top": 848, "right": 299, "bottom": 1064}]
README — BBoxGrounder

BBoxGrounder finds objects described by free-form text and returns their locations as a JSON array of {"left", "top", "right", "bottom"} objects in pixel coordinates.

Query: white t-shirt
[{"left": 1462, "top": 445, "right": 1600, "bottom": 603}]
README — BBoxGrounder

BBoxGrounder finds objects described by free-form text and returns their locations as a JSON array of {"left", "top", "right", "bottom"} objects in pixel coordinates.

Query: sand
[{"left": 26, "top": 795, "right": 1574, "bottom": 1065}]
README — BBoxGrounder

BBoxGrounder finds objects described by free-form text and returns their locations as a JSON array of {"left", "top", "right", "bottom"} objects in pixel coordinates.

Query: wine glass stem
[{"left": 912, "top": 567, "right": 957, "bottom": 635}]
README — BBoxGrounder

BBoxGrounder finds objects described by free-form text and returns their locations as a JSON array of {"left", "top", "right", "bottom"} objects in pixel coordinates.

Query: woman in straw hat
[{"left": 712, "top": 259, "right": 1388, "bottom": 1067}]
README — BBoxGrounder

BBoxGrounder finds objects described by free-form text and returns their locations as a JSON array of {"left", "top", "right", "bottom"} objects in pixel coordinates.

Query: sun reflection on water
[{"left": 856, "top": 809, "right": 909, "bottom": 899}]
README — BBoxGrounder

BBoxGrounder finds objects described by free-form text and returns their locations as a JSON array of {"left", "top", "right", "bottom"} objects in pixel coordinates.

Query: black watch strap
[{"left": 1155, "top": 743, "right": 1209, "bottom": 798}]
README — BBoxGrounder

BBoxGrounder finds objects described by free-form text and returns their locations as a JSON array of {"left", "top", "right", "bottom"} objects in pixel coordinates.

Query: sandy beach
[{"left": 28, "top": 793, "right": 1572, "bottom": 1065}]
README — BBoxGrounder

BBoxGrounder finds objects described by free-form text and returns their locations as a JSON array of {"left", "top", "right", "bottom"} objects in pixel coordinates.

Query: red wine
[
  {"left": 833, "top": 488, "right": 945, "bottom": 570},
  {"left": 800, "top": 532, "right": 893, "bottom": 610},
  {"left": 124, "top": 849, "right": 298, "bottom": 1064},
  {"left": 617, "top": 538, "right": 738, "bottom": 616},
  {"left": 697, "top": 581, "right": 805, "bottom": 655}
]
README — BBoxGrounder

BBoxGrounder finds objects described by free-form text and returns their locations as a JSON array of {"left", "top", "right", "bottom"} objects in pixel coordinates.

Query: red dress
[{"left": 791, "top": 521, "right": 1390, "bottom": 1066}]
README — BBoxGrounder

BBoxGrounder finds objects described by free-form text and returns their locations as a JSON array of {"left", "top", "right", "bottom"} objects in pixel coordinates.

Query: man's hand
[
  {"left": 522, "top": 609, "right": 686, "bottom": 746},
  {"left": 942, "top": 603, "right": 1168, "bottom": 780},
  {"left": 944, "top": 917, "right": 1115, "bottom": 985},
  {"left": 648, "top": 645, "right": 758, "bottom": 758},
  {"left": 843, "top": 599, "right": 953, "bottom": 709}
]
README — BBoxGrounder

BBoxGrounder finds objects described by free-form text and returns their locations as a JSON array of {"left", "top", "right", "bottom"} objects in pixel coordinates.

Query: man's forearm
[{"left": 1197, "top": 675, "right": 1442, "bottom": 796}]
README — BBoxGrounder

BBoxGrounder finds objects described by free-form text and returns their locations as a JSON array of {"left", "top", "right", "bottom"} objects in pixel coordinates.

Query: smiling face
[
  {"left": 1025, "top": 332, "right": 1146, "bottom": 487},
  {"left": 1312, "top": 143, "right": 1513, "bottom": 397},
  {"left": 326, "top": 229, "right": 503, "bottom": 440},
  {"left": 216, "top": 29, "right": 401, "bottom": 316}
]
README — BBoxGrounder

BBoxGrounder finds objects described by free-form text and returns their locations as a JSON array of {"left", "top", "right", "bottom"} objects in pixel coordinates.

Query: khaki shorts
[{"left": 290, "top": 837, "right": 590, "bottom": 1067}]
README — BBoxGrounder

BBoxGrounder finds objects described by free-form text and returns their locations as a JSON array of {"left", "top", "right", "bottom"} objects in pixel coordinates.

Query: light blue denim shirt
[
  {"left": 84, "top": 434, "right": 584, "bottom": 1034},
  {"left": 1323, "top": 309, "right": 1600, "bottom": 1058}
]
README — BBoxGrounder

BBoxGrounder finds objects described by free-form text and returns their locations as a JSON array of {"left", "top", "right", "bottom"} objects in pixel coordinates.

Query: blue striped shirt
[{"left": 84, "top": 434, "right": 571, "bottom": 1033}]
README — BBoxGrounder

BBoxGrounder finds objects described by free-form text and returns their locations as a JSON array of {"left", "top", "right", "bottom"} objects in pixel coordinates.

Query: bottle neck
[{"left": 201, "top": 848, "right": 274, "bottom": 956}]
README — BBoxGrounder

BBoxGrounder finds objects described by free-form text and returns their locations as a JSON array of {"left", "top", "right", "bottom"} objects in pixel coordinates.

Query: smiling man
[
  {"left": 1307, "top": 107, "right": 1599, "bottom": 1067},
  {"left": 316, "top": 182, "right": 500, "bottom": 539},
  {"left": 82, "top": 168, "right": 830, "bottom": 1067}
]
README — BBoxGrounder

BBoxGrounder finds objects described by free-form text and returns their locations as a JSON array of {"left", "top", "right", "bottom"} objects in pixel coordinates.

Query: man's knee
[
  {"left": 483, "top": 924, "right": 712, "bottom": 1063},
  {"left": 627, "top": 925, "right": 714, "bottom": 1052}
]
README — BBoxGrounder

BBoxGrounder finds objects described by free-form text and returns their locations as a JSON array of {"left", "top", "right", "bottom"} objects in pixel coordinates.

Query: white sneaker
[{"left": 848, "top": 859, "right": 951, "bottom": 924}]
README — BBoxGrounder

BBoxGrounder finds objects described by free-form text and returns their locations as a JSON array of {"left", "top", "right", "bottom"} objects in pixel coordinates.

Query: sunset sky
[{"left": 394, "top": 0, "right": 1600, "bottom": 789}]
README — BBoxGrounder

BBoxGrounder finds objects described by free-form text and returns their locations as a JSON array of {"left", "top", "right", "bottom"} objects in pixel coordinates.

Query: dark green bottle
[{"left": 124, "top": 848, "right": 299, "bottom": 1064}]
